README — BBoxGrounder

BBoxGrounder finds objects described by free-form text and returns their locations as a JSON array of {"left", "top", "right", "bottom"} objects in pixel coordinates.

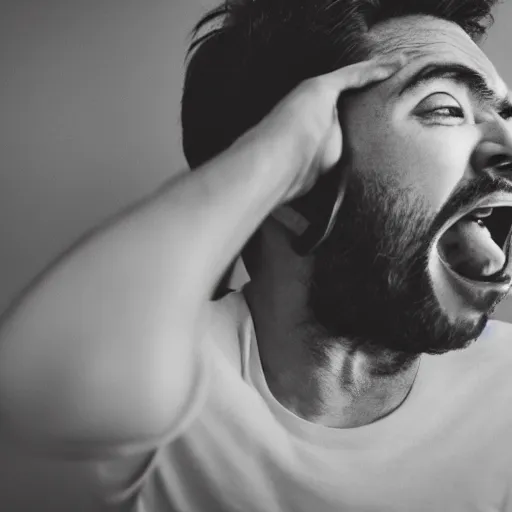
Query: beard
[{"left": 303, "top": 165, "right": 505, "bottom": 364}]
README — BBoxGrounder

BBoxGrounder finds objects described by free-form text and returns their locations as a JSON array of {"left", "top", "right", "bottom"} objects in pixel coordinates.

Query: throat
[
  {"left": 307, "top": 349, "right": 420, "bottom": 428},
  {"left": 263, "top": 340, "right": 421, "bottom": 429}
]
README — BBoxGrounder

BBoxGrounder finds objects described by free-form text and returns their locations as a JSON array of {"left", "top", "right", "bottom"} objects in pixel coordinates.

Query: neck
[{"left": 242, "top": 235, "right": 420, "bottom": 428}]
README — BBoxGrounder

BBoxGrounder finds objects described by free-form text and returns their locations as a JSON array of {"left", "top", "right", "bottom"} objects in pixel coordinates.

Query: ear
[{"left": 271, "top": 205, "right": 311, "bottom": 236}]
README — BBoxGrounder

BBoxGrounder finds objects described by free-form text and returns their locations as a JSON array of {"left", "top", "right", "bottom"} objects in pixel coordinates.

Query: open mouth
[{"left": 437, "top": 196, "right": 512, "bottom": 286}]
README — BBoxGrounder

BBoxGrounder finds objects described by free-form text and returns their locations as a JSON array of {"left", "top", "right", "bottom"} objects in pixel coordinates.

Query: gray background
[{"left": 0, "top": 1, "right": 511, "bottom": 510}]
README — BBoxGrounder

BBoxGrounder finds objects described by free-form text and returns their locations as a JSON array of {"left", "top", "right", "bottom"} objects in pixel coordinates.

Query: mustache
[{"left": 430, "top": 174, "right": 512, "bottom": 237}]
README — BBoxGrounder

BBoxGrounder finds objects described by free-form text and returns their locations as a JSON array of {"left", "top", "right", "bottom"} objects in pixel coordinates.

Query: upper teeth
[{"left": 470, "top": 207, "right": 494, "bottom": 219}]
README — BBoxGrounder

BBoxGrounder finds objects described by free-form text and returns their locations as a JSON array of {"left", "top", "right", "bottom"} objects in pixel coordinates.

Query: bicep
[{"left": 0, "top": 305, "right": 214, "bottom": 462}]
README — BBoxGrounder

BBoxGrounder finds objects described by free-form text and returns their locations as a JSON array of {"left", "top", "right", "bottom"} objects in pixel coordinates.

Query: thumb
[{"left": 318, "top": 115, "right": 343, "bottom": 172}]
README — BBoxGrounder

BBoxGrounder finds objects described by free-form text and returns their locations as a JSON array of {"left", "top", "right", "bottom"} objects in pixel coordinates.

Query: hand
[{"left": 255, "top": 54, "right": 408, "bottom": 204}]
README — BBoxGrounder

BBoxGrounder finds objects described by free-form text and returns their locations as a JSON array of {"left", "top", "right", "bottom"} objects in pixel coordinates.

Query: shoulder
[
  {"left": 448, "top": 319, "right": 512, "bottom": 394},
  {"left": 486, "top": 318, "right": 512, "bottom": 338},
  {"left": 451, "top": 319, "right": 512, "bottom": 372},
  {"left": 480, "top": 319, "right": 512, "bottom": 380},
  {"left": 475, "top": 319, "right": 512, "bottom": 361},
  {"left": 425, "top": 319, "right": 512, "bottom": 394}
]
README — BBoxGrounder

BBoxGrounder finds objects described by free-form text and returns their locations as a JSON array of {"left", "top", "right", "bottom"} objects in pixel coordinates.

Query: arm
[
  {"left": 0, "top": 125, "right": 294, "bottom": 458},
  {"left": 0, "top": 56, "right": 405, "bottom": 460}
]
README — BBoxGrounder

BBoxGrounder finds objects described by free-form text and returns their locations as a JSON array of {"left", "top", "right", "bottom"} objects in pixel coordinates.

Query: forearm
[
  {"left": 0, "top": 124, "right": 293, "bottom": 445},
  {"left": 155, "top": 125, "right": 293, "bottom": 301}
]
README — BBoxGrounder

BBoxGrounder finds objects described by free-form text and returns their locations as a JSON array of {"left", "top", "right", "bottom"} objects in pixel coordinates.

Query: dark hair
[{"left": 182, "top": 0, "right": 497, "bottom": 171}]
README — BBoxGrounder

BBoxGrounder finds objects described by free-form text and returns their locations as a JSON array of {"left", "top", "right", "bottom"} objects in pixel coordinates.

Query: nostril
[{"left": 487, "top": 154, "right": 512, "bottom": 171}]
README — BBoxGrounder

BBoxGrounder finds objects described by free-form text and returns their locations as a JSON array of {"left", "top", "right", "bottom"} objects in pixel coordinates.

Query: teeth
[{"left": 469, "top": 207, "right": 493, "bottom": 219}]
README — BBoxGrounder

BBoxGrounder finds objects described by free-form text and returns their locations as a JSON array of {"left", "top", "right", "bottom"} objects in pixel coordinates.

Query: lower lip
[{"left": 435, "top": 251, "right": 512, "bottom": 313}]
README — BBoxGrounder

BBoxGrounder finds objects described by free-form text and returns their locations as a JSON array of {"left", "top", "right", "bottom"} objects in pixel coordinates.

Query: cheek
[
  {"left": 348, "top": 119, "right": 479, "bottom": 213},
  {"left": 393, "top": 125, "right": 478, "bottom": 210}
]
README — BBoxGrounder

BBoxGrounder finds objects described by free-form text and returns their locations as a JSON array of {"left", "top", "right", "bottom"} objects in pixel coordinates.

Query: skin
[{"left": 243, "top": 15, "right": 512, "bottom": 428}]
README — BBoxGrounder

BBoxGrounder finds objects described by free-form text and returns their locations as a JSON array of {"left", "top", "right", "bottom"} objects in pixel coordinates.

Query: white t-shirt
[{"left": 98, "top": 260, "right": 512, "bottom": 512}]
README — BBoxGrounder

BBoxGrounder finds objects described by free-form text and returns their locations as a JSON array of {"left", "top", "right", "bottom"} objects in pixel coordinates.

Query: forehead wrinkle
[
  {"left": 367, "top": 15, "right": 487, "bottom": 61},
  {"left": 371, "top": 34, "right": 475, "bottom": 59},
  {"left": 367, "top": 21, "right": 508, "bottom": 103},
  {"left": 366, "top": 31, "right": 420, "bottom": 58},
  {"left": 366, "top": 15, "right": 462, "bottom": 53}
]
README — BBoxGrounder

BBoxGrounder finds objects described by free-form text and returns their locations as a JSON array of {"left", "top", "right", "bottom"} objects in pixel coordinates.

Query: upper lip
[
  {"left": 440, "top": 193, "right": 512, "bottom": 232},
  {"left": 436, "top": 192, "right": 512, "bottom": 282}
]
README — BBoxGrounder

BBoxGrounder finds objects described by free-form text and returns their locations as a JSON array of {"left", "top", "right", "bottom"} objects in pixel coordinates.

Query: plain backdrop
[{"left": 0, "top": 1, "right": 511, "bottom": 510}]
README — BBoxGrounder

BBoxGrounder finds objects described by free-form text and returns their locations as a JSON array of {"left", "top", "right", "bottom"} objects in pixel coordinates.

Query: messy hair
[{"left": 182, "top": 0, "right": 497, "bottom": 170}]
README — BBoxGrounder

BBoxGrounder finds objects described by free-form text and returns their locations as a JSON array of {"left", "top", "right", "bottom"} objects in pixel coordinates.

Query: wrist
[{"left": 242, "top": 116, "right": 312, "bottom": 205}]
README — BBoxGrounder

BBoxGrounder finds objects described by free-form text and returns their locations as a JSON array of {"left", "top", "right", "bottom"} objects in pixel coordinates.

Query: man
[{"left": 1, "top": 0, "right": 512, "bottom": 510}]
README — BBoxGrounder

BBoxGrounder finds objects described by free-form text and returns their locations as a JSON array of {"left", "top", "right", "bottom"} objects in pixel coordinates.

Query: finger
[
  {"left": 331, "top": 54, "right": 407, "bottom": 90},
  {"left": 324, "top": 53, "right": 409, "bottom": 92}
]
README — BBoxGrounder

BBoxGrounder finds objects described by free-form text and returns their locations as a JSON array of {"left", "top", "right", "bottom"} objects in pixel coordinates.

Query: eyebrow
[{"left": 398, "top": 62, "right": 512, "bottom": 117}]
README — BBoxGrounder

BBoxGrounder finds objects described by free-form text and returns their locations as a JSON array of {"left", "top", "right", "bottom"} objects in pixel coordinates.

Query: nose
[{"left": 472, "top": 115, "right": 512, "bottom": 176}]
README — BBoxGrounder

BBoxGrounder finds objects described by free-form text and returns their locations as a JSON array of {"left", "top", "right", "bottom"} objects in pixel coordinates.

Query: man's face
[{"left": 308, "top": 15, "right": 512, "bottom": 356}]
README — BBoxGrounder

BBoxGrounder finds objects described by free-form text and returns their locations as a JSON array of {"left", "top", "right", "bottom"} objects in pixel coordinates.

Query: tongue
[{"left": 439, "top": 218, "right": 506, "bottom": 279}]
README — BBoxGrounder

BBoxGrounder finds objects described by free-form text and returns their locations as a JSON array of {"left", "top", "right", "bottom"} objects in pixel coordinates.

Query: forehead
[{"left": 366, "top": 15, "right": 508, "bottom": 98}]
